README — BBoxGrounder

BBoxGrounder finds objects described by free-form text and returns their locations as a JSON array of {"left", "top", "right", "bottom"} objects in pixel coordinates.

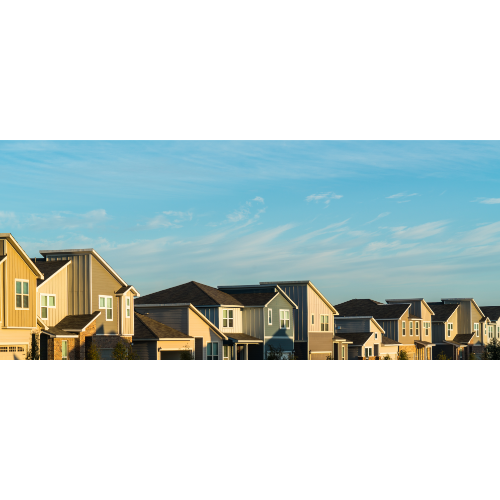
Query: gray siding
[
  {"left": 132, "top": 341, "right": 157, "bottom": 360},
  {"left": 196, "top": 306, "right": 219, "bottom": 327},
  {"left": 335, "top": 317, "right": 371, "bottom": 333},
  {"left": 264, "top": 294, "right": 294, "bottom": 356},
  {"left": 135, "top": 306, "right": 189, "bottom": 335},
  {"left": 378, "top": 320, "right": 398, "bottom": 341},
  {"left": 432, "top": 323, "right": 446, "bottom": 343},
  {"left": 273, "top": 284, "right": 308, "bottom": 342},
  {"left": 242, "top": 307, "right": 264, "bottom": 340},
  {"left": 348, "top": 346, "right": 361, "bottom": 360}
]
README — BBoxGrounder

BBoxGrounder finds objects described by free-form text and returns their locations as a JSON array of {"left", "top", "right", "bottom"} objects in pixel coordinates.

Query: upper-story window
[
  {"left": 15, "top": 280, "right": 29, "bottom": 309},
  {"left": 41, "top": 294, "right": 56, "bottom": 319},
  {"left": 268, "top": 309, "right": 272, "bottom": 325},
  {"left": 311, "top": 314, "right": 315, "bottom": 325},
  {"left": 99, "top": 296, "right": 113, "bottom": 321},
  {"left": 409, "top": 321, "right": 413, "bottom": 336},
  {"left": 374, "top": 332, "right": 378, "bottom": 340},
  {"left": 126, "top": 297, "right": 131, "bottom": 318},
  {"left": 402, "top": 321, "right": 406, "bottom": 336},
  {"left": 222, "top": 309, "right": 233, "bottom": 328},
  {"left": 447, "top": 323, "right": 453, "bottom": 337},
  {"left": 488, "top": 325, "right": 493, "bottom": 338},
  {"left": 280, "top": 310, "right": 290, "bottom": 329},
  {"left": 415, "top": 322, "right": 419, "bottom": 337},
  {"left": 474, "top": 323, "right": 479, "bottom": 337},
  {"left": 423, "top": 322, "right": 431, "bottom": 336},
  {"left": 320, "top": 315, "right": 329, "bottom": 331}
]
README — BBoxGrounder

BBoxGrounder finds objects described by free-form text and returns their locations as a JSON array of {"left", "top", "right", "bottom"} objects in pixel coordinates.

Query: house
[
  {"left": 216, "top": 284, "right": 297, "bottom": 359},
  {"left": 34, "top": 248, "right": 139, "bottom": 360},
  {"left": 334, "top": 299, "right": 433, "bottom": 360},
  {"left": 259, "top": 280, "right": 346, "bottom": 360},
  {"left": 478, "top": 307, "right": 500, "bottom": 344},
  {"left": 335, "top": 316, "right": 400, "bottom": 359},
  {"left": 0, "top": 234, "right": 44, "bottom": 360},
  {"left": 134, "top": 281, "right": 263, "bottom": 360}
]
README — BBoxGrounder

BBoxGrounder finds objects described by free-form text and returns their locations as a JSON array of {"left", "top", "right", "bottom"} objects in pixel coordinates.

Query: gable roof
[
  {"left": 441, "top": 298, "right": 485, "bottom": 319},
  {"left": 452, "top": 333, "right": 475, "bottom": 345},
  {"left": 218, "top": 284, "right": 298, "bottom": 308},
  {"left": 226, "top": 292, "right": 276, "bottom": 306},
  {"left": 32, "top": 259, "right": 71, "bottom": 288},
  {"left": 385, "top": 298, "right": 435, "bottom": 316},
  {"left": 427, "top": 302, "right": 459, "bottom": 322},
  {"left": 134, "top": 312, "right": 193, "bottom": 340},
  {"left": 381, "top": 335, "right": 401, "bottom": 345},
  {"left": 0, "top": 234, "right": 43, "bottom": 278},
  {"left": 479, "top": 306, "right": 500, "bottom": 322},
  {"left": 339, "top": 332, "right": 373, "bottom": 346},
  {"left": 54, "top": 311, "right": 101, "bottom": 332},
  {"left": 135, "top": 281, "right": 244, "bottom": 307},
  {"left": 334, "top": 299, "right": 410, "bottom": 320}
]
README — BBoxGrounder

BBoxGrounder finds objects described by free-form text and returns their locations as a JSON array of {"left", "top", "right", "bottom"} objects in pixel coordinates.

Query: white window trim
[
  {"left": 279, "top": 309, "right": 290, "bottom": 330},
  {"left": 15, "top": 279, "right": 30, "bottom": 310},
  {"left": 207, "top": 341, "right": 219, "bottom": 360},
  {"left": 126, "top": 297, "right": 131, "bottom": 318},
  {"left": 474, "top": 323, "right": 479, "bottom": 337},
  {"left": 415, "top": 322, "right": 419, "bottom": 337},
  {"left": 320, "top": 314, "right": 330, "bottom": 332},
  {"left": 447, "top": 322, "right": 453, "bottom": 337},
  {"left": 365, "top": 346, "right": 373, "bottom": 358},
  {"left": 222, "top": 309, "right": 234, "bottom": 328},
  {"left": 40, "top": 293, "right": 56, "bottom": 320},
  {"left": 402, "top": 321, "right": 406, "bottom": 336},
  {"left": 409, "top": 321, "right": 413, "bottom": 336},
  {"left": 268, "top": 308, "right": 272, "bottom": 325},
  {"left": 99, "top": 295, "right": 113, "bottom": 321}
]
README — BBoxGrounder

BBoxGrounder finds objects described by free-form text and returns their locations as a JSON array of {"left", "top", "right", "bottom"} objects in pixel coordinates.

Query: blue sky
[{"left": 1, "top": 140, "right": 500, "bottom": 306}]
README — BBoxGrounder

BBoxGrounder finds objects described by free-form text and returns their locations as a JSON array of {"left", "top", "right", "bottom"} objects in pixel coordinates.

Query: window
[
  {"left": 0, "top": 347, "right": 7, "bottom": 352},
  {"left": 342, "top": 345, "right": 345, "bottom": 360},
  {"left": 424, "top": 322, "right": 431, "bottom": 336},
  {"left": 40, "top": 294, "right": 56, "bottom": 319},
  {"left": 280, "top": 310, "right": 290, "bottom": 329},
  {"left": 17, "top": 347, "right": 24, "bottom": 352},
  {"left": 488, "top": 326, "right": 493, "bottom": 338},
  {"left": 320, "top": 315, "right": 329, "bottom": 332},
  {"left": 223, "top": 345, "right": 230, "bottom": 360},
  {"left": 268, "top": 309, "right": 272, "bottom": 325},
  {"left": 222, "top": 309, "right": 233, "bottom": 328},
  {"left": 402, "top": 321, "right": 406, "bottom": 336},
  {"left": 447, "top": 323, "right": 453, "bottom": 337},
  {"left": 207, "top": 342, "right": 218, "bottom": 360},
  {"left": 474, "top": 323, "right": 479, "bottom": 337},
  {"left": 415, "top": 322, "right": 419, "bottom": 337},
  {"left": 126, "top": 297, "right": 131, "bottom": 318},
  {"left": 311, "top": 314, "right": 314, "bottom": 325},
  {"left": 61, "top": 340, "right": 68, "bottom": 360},
  {"left": 375, "top": 333, "right": 378, "bottom": 339},
  {"left": 9, "top": 346, "right": 16, "bottom": 352},
  {"left": 409, "top": 321, "right": 413, "bottom": 336},
  {"left": 15, "top": 280, "right": 29, "bottom": 309},
  {"left": 364, "top": 347, "right": 373, "bottom": 358},
  {"left": 99, "top": 296, "right": 113, "bottom": 321}
]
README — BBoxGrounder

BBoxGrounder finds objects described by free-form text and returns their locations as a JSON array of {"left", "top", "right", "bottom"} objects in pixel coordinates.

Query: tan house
[
  {"left": 34, "top": 248, "right": 139, "bottom": 360},
  {"left": 0, "top": 234, "right": 44, "bottom": 360},
  {"left": 479, "top": 307, "right": 500, "bottom": 344}
]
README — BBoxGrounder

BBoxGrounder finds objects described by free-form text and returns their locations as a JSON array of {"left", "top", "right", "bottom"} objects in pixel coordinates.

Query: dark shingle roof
[
  {"left": 55, "top": 311, "right": 101, "bottom": 331},
  {"left": 427, "top": 302, "right": 459, "bottom": 322},
  {"left": 32, "top": 259, "right": 70, "bottom": 287},
  {"left": 338, "top": 332, "right": 373, "bottom": 346},
  {"left": 409, "top": 313, "right": 422, "bottom": 320},
  {"left": 479, "top": 307, "right": 500, "bottom": 322},
  {"left": 381, "top": 335, "right": 401, "bottom": 345},
  {"left": 134, "top": 312, "right": 192, "bottom": 340},
  {"left": 226, "top": 333, "right": 263, "bottom": 343},
  {"left": 226, "top": 292, "right": 276, "bottom": 306},
  {"left": 452, "top": 333, "right": 475, "bottom": 345},
  {"left": 135, "top": 281, "right": 243, "bottom": 307},
  {"left": 44, "top": 325, "right": 73, "bottom": 337},
  {"left": 334, "top": 299, "right": 410, "bottom": 320}
]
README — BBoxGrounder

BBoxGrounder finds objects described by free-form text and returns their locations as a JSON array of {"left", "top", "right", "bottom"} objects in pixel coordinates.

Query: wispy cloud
[
  {"left": 386, "top": 193, "right": 418, "bottom": 199},
  {"left": 0, "top": 211, "right": 19, "bottom": 228},
  {"left": 253, "top": 196, "right": 264, "bottom": 203},
  {"left": 365, "top": 212, "right": 390, "bottom": 225},
  {"left": 390, "top": 221, "right": 449, "bottom": 240},
  {"left": 306, "top": 192, "right": 343, "bottom": 205},
  {"left": 478, "top": 198, "right": 500, "bottom": 205},
  {"left": 26, "top": 209, "right": 108, "bottom": 231}
]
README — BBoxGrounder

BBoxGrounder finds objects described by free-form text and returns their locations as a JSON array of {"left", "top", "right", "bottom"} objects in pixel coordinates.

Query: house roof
[
  {"left": 337, "top": 332, "right": 373, "bottom": 346},
  {"left": 54, "top": 311, "right": 101, "bottom": 332},
  {"left": 381, "top": 335, "right": 401, "bottom": 345},
  {"left": 427, "top": 302, "right": 459, "bottom": 322},
  {"left": 115, "top": 285, "right": 135, "bottom": 295},
  {"left": 452, "top": 333, "right": 475, "bottom": 345},
  {"left": 225, "top": 333, "right": 263, "bottom": 343},
  {"left": 385, "top": 298, "right": 435, "bottom": 316},
  {"left": 0, "top": 233, "right": 43, "bottom": 278},
  {"left": 135, "top": 281, "right": 244, "bottom": 307},
  {"left": 479, "top": 306, "right": 500, "bottom": 322},
  {"left": 442, "top": 298, "right": 485, "bottom": 319},
  {"left": 225, "top": 292, "right": 276, "bottom": 307},
  {"left": 334, "top": 299, "right": 410, "bottom": 320},
  {"left": 134, "top": 312, "right": 192, "bottom": 340},
  {"left": 32, "top": 259, "right": 71, "bottom": 287}
]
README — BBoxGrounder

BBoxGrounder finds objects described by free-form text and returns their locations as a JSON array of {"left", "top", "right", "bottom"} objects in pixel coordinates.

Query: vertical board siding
[
  {"left": 37, "top": 265, "right": 69, "bottom": 326},
  {"left": 264, "top": 294, "right": 295, "bottom": 357},
  {"left": 122, "top": 290, "right": 135, "bottom": 336},
  {"left": 243, "top": 307, "right": 264, "bottom": 340},
  {"left": 218, "top": 307, "right": 243, "bottom": 334},
  {"left": 275, "top": 284, "right": 307, "bottom": 341},
  {"left": 307, "top": 286, "right": 335, "bottom": 333},
  {"left": 196, "top": 307, "right": 219, "bottom": 327}
]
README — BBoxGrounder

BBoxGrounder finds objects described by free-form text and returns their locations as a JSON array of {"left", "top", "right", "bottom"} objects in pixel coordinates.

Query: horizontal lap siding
[
  {"left": 132, "top": 341, "right": 156, "bottom": 360},
  {"left": 336, "top": 317, "right": 371, "bottom": 333},
  {"left": 37, "top": 265, "right": 69, "bottom": 327},
  {"left": 0, "top": 328, "right": 32, "bottom": 344},
  {"left": 309, "top": 331, "right": 333, "bottom": 355},
  {"left": 157, "top": 339, "right": 194, "bottom": 357}
]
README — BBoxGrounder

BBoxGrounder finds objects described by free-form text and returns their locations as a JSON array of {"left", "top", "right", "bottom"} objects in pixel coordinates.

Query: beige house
[
  {"left": 0, "top": 234, "right": 44, "bottom": 360},
  {"left": 479, "top": 307, "right": 500, "bottom": 345}
]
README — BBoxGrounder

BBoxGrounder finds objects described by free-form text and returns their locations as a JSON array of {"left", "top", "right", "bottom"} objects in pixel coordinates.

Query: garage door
[
  {"left": 0, "top": 345, "right": 27, "bottom": 360},
  {"left": 160, "top": 351, "right": 182, "bottom": 360}
]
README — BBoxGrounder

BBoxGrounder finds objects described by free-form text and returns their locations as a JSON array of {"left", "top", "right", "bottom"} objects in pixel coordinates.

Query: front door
[
  {"left": 237, "top": 344, "right": 246, "bottom": 360},
  {"left": 333, "top": 343, "right": 339, "bottom": 360}
]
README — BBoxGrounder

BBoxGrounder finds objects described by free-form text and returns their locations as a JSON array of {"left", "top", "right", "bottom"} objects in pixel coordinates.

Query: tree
[
  {"left": 383, "top": 354, "right": 391, "bottom": 360},
  {"left": 86, "top": 342, "right": 101, "bottom": 360},
  {"left": 437, "top": 351, "right": 449, "bottom": 360},
  {"left": 26, "top": 334, "right": 40, "bottom": 360},
  {"left": 112, "top": 340, "right": 137, "bottom": 360},
  {"left": 287, "top": 350, "right": 299, "bottom": 360},
  {"left": 397, "top": 349, "right": 409, "bottom": 360},
  {"left": 267, "top": 344, "right": 285, "bottom": 360},
  {"left": 180, "top": 344, "right": 194, "bottom": 360},
  {"left": 469, "top": 351, "right": 477, "bottom": 360},
  {"left": 482, "top": 338, "right": 500, "bottom": 360}
]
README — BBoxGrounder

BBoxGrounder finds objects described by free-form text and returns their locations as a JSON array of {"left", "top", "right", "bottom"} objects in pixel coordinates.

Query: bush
[
  {"left": 469, "top": 351, "right": 477, "bottom": 360},
  {"left": 482, "top": 337, "right": 500, "bottom": 360},
  {"left": 437, "top": 351, "right": 449, "bottom": 360},
  {"left": 26, "top": 334, "right": 40, "bottom": 360},
  {"left": 267, "top": 344, "right": 285, "bottom": 360},
  {"left": 397, "top": 349, "right": 409, "bottom": 360},
  {"left": 383, "top": 354, "right": 391, "bottom": 360},
  {"left": 86, "top": 342, "right": 101, "bottom": 360},
  {"left": 180, "top": 344, "right": 194, "bottom": 360},
  {"left": 112, "top": 340, "right": 136, "bottom": 360}
]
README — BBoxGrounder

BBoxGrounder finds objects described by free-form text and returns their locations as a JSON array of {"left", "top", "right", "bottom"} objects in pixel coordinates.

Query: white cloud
[
  {"left": 480, "top": 198, "right": 500, "bottom": 205},
  {"left": 306, "top": 192, "right": 343, "bottom": 204},
  {"left": 27, "top": 209, "right": 108, "bottom": 230},
  {"left": 163, "top": 211, "right": 193, "bottom": 221},
  {"left": 253, "top": 196, "right": 264, "bottom": 203},
  {"left": 147, "top": 215, "right": 180, "bottom": 229},
  {"left": 390, "top": 221, "right": 449, "bottom": 240},
  {"left": 365, "top": 212, "right": 390, "bottom": 225},
  {"left": 386, "top": 193, "right": 418, "bottom": 199},
  {"left": 0, "top": 211, "right": 19, "bottom": 227}
]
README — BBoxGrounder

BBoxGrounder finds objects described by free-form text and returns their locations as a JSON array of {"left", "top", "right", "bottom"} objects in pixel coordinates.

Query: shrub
[
  {"left": 437, "top": 351, "right": 449, "bottom": 360},
  {"left": 112, "top": 340, "right": 136, "bottom": 360},
  {"left": 482, "top": 337, "right": 500, "bottom": 360},
  {"left": 180, "top": 344, "right": 194, "bottom": 360},
  {"left": 26, "top": 334, "right": 40, "bottom": 360},
  {"left": 397, "top": 349, "right": 409, "bottom": 360},
  {"left": 86, "top": 342, "right": 101, "bottom": 360}
]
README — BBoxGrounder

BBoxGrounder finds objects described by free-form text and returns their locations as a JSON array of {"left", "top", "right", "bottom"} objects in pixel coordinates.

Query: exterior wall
[
  {"left": 196, "top": 307, "right": 219, "bottom": 327},
  {"left": 335, "top": 317, "right": 372, "bottom": 334},
  {"left": 0, "top": 327, "right": 32, "bottom": 359},
  {"left": 120, "top": 290, "right": 135, "bottom": 336},
  {"left": 398, "top": 344, "right": 417, "bottom": 360},
  {"left": 242, "top": 307, "right": 264, "bottom": 340},
  {"left": 307, "top": 286, "right": 335, "bottom": 336},
  {"left": 188, "top": 309, "right": 223, "bottom": 360},
  {"left": 379, "top": 344, "right": 399, "bottom": 359},
  {"left": 218, "top": 307, "right": 243, "bottom": 335},
  {"left": 309, "top": 331, "right": 334, "bottom": 359},
  {"left": 47, "top": 253, "right": 91, "bottom": 315},
  {"left": 378, "top": 319, "right": 398, "bottom": 342},
  {"left": 135, "top": 306, "right": 189, "bottom": 334},
  {"left": 46, "top": 319, "right": 97, "bottom": 360},
  {"left": 132, "top": 340, "right": 157, "bottom": 360},
  {"left": 264, "top": 294, "right": 294, "bottom": 357},
  {"left": 348, "top": 346, "right": 361, "bottom": 359},
  {"left": 37, "top": 264, "right": 69, "bottom": 326},
  {"left": 0, "top": 255, "right": 4, "bottom": 326},
  {"left": 471, "top": 305, "right": 484, "bottom": 345},
  {"left": 91, "top": 335, "right": 132, "bottom": 356},
  {"left": 157, "top": 339, "right": 195, "bottom": 360},
  {"left": 273, "top": 284, "right": 308, "bottom": 342}
]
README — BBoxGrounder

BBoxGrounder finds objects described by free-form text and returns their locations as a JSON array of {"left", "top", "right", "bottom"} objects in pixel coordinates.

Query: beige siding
[
  {"left": 309, "top": 331, "right": 334, "bottom": 358},
  {"left": 471, "top": 304, "right": 484, "bottom": 344},
  {"left": 0, "top": 257, "right": 4, "bottom": 325},
  {"left": 242, "top": 307, "right": 264, "bottom": 339},
  {"left": 307, "top": 285, "right": 335, "bottom": 333},
  {"left": 218, "top": 307, "right": 243, "bottom": 334},
  {"left": 37, "top": 265, "right": 69, "bottom": 327},
  {"left": 121, "top": 290, "right": 135, "bottom": 336},
  {"left": 379, "top": 344, "right": 399, "bottom": 359},
  {"left": 0, "top": 327, "right": 32, "bottom": 346},
  {"left": 92, "top": 256, "right": 122, "bottom": 335},
  {"left": 189, "top": 309, "right": 223, "bottom": 360},
  {"left": 157, "top": 339, "right": 195, "bottom": 359}
]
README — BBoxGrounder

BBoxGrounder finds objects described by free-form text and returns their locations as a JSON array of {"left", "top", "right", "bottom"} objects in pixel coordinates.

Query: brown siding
[
  {"left": 37, "top": 264, "right": 69, "bottom": 327},
  {"left": 309, "top": 331, "right": 333, "bottom": 357},
  {"left": 307, "top": 285, "right": 335, "bottom": 334}
]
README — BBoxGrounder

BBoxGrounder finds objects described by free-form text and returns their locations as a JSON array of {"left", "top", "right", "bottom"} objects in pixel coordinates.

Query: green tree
[
  {"left": 267, "top": 344, "right": 285, "bottom": 360},
  {"left": 180, "top": 344, "right": 194, "bottom": 360},
  {"left": 86, "top": 342, "right": 101, "bottom": 360},
  {"left": 437, "top": 351, "right": 449, "bottom": 360},
  {"left": 383, "top": 354, "right": 391, "bottom": 360},
  {"left": 397, "top": 349, "right": 409, "bottom": 360},
  {"left": 482, "top": 338, "right": 500, "bottom": 360},
  {"left": 112, "top": 340, "right": 136, "bottom": 360},
  {"left": 26, "top": 334, "right": 40, "bottom": 360}
]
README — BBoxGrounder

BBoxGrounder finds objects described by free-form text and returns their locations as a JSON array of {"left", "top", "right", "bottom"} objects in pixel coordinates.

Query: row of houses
[{"left": 1, "top": 233, "right": 498, "bottom": 360}]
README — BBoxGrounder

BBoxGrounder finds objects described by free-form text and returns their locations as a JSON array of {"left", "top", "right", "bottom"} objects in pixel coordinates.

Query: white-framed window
[
  {"left": 222, "top": 309, "right": 233, "bottom": 328},
  {"left": 40, "top": 294, "right": 56, "bottom": 320},
  {"left": 415, "top": 322, "right": 420, "bottom": 337},
  {"left": 364, "top": 347, "right": 372, "bottom": 358},
  {"left": 99, "top": 295, "right": 113, "bottom": 321},
  {"left": 223, "top": 345, "right": 230, "bottom": 360},
  {"left": 424, "top": 322, "right": 431, "bottom": 336},
  {"left": 447, "top": 323, "right": 453, "bottom": 337},
  {"left": 280, "top": 310, "right": 290, "bottom": 329},
  {"left": 126, "top": 297, "right": 131, "bottom": 318},
  {"left": 409, "top": 321, "right": 413, "bottom": 336},
  {"left": 15, "top": 279, "right": 29, "bottom": 309},
  {"left": 402, "top": 321, "right": 406, "bottom": 336},
  {"left": 488, "top": 325, "right": 494, "bottom": 338},
  {"left": 311, "top": 314, "right": 315, "bottom": 325},
  {"left": 207, "top": 342, "right": 219, "bottom": 360},
  {"left": 374, "top": 332, "right": 378, "bottom": 339},
  {"left": 61, "top": 340, "right": 68, "bottom": 360},
  {"left": 474, "top": 323, "right": 479, "bottom": 337},
  {"left": 268, "top": 309, "right": 272, "bottom": 325},
  {"left": 320, "top": 315, "right": 329, "bottom": 332}
]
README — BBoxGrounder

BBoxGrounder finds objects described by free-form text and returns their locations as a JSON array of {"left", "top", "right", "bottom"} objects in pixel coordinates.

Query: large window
[
  {"left": 126, "top": 297, "right": 131, "bottom": 318},
  {"left": 402, "top": 321, "right": 406, "bottom": 336},
  {"left": 320, "top": 315, "right": 329, "bottom": 332},
  {"left": 447, "top": 323, "right": 453, "bottom": 337},
  {"left": 415, "top": 322, "right": 419, "bottom": 337},
  {"left": 474, "top": 323, "right": 479, "bottom": 337},
  {"left": 207, "top": 342, "right": 219, "bottom": 360},
  {"left": 423, "top": 322, "right": 431, "bottom": 336},
  {"left": 268, "top": 309, "right": 272, "bottom": 325},
  {"left": 488, "top": 325, "right": 493, "bottom": 338},
  {"left": 61, "top": 340, "right": 68, "bottom": 360},
  {"left": 99, "top": 296, "right": 113, "bottom": 321},
  {"left": 15, "top": 280, "right": 29, "bottom": 309},
  {"left": 280, "top": 310, "right": 290, "bottom": 329},
  {"left": 409, "top": 321, "right": 413, "bottom": 336},
  {"left": 40, "top": 294, "right": 56, "bottom": 320},
  {"left": 364, "top": 347, "right": 373, "bottom": 358},
  {"left": 222, "top": 309, "right": 233, "bottom": 328}
]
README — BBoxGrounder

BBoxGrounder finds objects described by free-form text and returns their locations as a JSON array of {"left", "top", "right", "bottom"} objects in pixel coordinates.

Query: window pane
[
  {"left": 126, "top": 298, "right": 130, "bottom": 306},
  {"left": 228, "top": 310, "right": 233, "bottom": 319},
  {"left": 41, "top": 295, "right": 47, "bottom": 306},
  {"left": 213, "top": 343, "right": 218, "bottom": 356},
  {"left": 223, "top": 310, "right": 227, "bottom": 318},
  {"left": 223, "top": 319, "right": 227, "bottom": 327},
  {"left": 23, "top": 295, "right": 29, "bottom": 308},
  {"left": 229, "top": 319, "right": 233, "bottom": 327},
  {"left": 106, "top": 309, "right": 112, "bottom": 320},
  {"left": 126, "top": 310, "right": 130, "bottom": 318},
  {"left": 49, "top": 296, "right": 55, "bottom": 307},
  {"left": 16, "top": 281, "right": 21, "bottom": 294},
  {"left": 325, "top": 316, "right": 328, "bottom": 323},
  {"left": 41, "top": 307, "right": 48, "bottom": 319},
  {"left": 23, "top": 282, "right": 29, "bottom": 294},
  {"left": 207, "top": 343, "right": 212, "bottom": 356},
  {"left": 107, "top": 297, "right": 112, "bottom": 308},
  {"left": 62, "top": 341, "right": 67, "bottom": 357},
  {"left": 99, "top": 297, "right": 105, "bottom": 308},
  {"left": 16, "top": 295, "right": 22, "bottom": 308}
]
